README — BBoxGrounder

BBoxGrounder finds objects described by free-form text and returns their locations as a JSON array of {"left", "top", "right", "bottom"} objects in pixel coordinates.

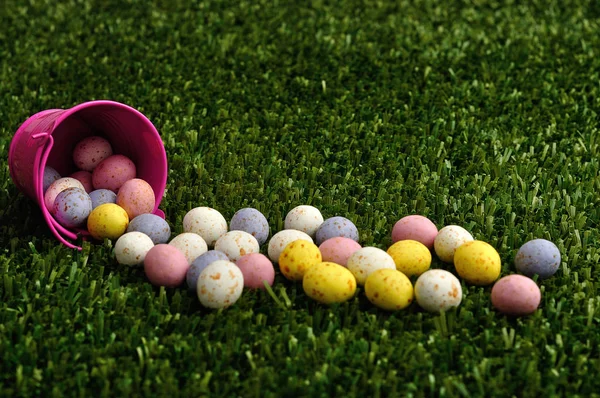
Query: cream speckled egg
[
  {"left": 434, "top": 225, "right": 474, "bottom": 263},
  {"left": 414, "top": 270, "right": 463, "bottom": 312},
  {"left": 197, "top": 260, "right": 244, "bottom": 309},
  {"left": 183, "top": 207, "right": 228, "bottom": 247},
  {"left": 284, "top": 205, "right": 324, "bottom": 238},
  {"left": 44, "top": 177, "right": 85, "bottom": 210},
  {"left": 346, "top": 247, "right": 396, "bottom": 285},
  {"left": 302, "top": 262, "right": 357, "bottom": 304},
  {"left": 214, "top": 231, "right": 260, "bottom": 262},
  {"left": 267, "top": 229, "right": 313, "bottom": 263},
  {"left": 169, "top": 233, "right": 208, "bottom": 264},
  {"left": 114, "top": 232, "right": 155, "bottom": 266}
]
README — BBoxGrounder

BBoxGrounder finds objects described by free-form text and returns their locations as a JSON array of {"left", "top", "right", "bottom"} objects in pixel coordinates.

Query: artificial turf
[{"left": 1, "top": 0, "right": 600, "bottom": 396}]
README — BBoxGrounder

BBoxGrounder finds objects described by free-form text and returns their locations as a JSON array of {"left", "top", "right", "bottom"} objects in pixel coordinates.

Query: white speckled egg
[
  {"left": 434, "top": 225, "right": 474, "bottom": 263},
  {"left": 267, "top": 229, "right": 313, "bottom": 263},
  {"left": 346, "top": 247, "right": 397, "bottom": 285},
  {"left": 214, "top": 231, "right": 260, "bottom": 262},
  {"left": 44, "top": 177, "right": 85, "bottom": 210},
  {"left": 169, "top": 233, "right": 209, "bottom": 264},
  {"left": 114, "top": 232, "right": 155, "bottom": 266},
  {"left": 197, "top": 260, "right": 244, "bottom": 309},
  {"left": 414, "top": 269, "right": 463, "bottom": 313},
  {"left": 284, "top": 205, "right": 324, "bottom": 238},
  {"left": 183, "top": 207, "right": 228, "bottom": 247}
]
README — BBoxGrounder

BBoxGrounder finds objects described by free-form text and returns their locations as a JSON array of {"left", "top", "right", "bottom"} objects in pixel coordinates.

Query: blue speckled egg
[
  {"left": 52, "top": 187, "right": 92, "bottom": 228},
  {"left": 186, "top": 250, "right": 229, "bottom": 292},
  {"left": 315, "top": 216, "right": 359, "bottom": 245},
  {"left": 89, "top": 189, "right": 117, "bottom": 209},
  {"left": 515, "top": 239, "right": 561, "bottom": 279},
  {"left": 43, "top": 166, "right": 61, "bottom": 193},
  {"left": 127, "top": 213, "right": 171, "bottom": 244},
  {"left": 229, "top": 208, "right": 269, "bottom": 245}
]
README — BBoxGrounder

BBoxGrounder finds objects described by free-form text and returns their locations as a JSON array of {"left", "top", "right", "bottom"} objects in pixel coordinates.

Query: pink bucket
[{"left": 8, "top": 100, "right": 168, "bottom": 250}]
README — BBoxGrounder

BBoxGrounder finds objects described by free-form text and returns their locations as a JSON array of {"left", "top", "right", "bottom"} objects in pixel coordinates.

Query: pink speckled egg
[
  {"left": 73, "top": 136, "right": 113, "bottom": 171},
  {"left": 116, "top": 178, "right": 156, "bottom": 219},
  {"left": 236, "top": 253, "right": 275, "bottom": 289},
  {"left": 70, "top": 170, "right": 94, "bottom": 193},
  {"left": 92, "top": 154, "right": 136, "bottom": 192},
  {"left": 44, "top": 177, "right": 85, "bottom": 211},
  {"left": 391, "top": 215, "right": 438, "bottom": 249},
  {"left": 143, "top": 244, "right": 189, "bottom": 288},
  {"left": 318, "top": 237, "right": 362, "bottom": 267},
  {"left": 491, "top": 275, "right": 541, "bottom": 316}
]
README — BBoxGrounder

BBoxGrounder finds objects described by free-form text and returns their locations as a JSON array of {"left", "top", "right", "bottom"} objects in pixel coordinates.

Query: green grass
[{"left": 1, "top": 0, "right": 600, "bottom": 396}]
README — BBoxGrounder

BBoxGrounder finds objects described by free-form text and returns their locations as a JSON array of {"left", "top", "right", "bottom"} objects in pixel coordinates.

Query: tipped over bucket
[{"left": 8, "top": 100, "right": 168, "bottom": 250}]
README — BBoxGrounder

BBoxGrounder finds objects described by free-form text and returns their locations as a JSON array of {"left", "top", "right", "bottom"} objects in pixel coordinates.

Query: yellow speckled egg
[
  {"left": 302, "top": 262, "right": 357, "bottom": 304},
  {"left": 87, "top": 203, "right": 129, "bottom": 240},
  {"left": 279, "top": 240, "right": 322, "bottom": 281},
  {"left": 386, "top": 240, "right": 432, "bottom": 277},
  {"left": 454, "top": 240, "right": 501, "bottom": 285},
  {"left": 365, "top": 269, "right": 414, "bottom": 311}
]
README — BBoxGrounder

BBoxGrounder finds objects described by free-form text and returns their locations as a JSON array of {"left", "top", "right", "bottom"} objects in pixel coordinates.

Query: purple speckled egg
[
  {"left": 43, "top": 166, "right": 61, "bottom": 193},
  {"left": 514, "top": 239, "right": 561, "bottom": 279},
  {"left": 92, "top": 154, "right": 136, "bottom": 192},
  {"left": 229, "top": 208, "right": 269, "bottom": 245},
  {"left": 144, "top": 244, "right": 189, "bottom": 288},
  {"left": 127, "top": 213, "right": 171, "bottom": 244},
  {"left": 70, "top": 170, "right": 94, "bottom": 193},
  {"left": 236, "top": 253, "right": 275, "bottom": 289},
  {"left": 315, "top": 216, "right": 359, "bottom": 245},
  {"left": 44, "top": 177, "right": 85, "bottom": 211},
  {"left": 52, "top": 187, "right": 93, "bottom": 228},
  {"left": 89, "top": 189, "right": 117, "bottom": 209},
  {"left": 187, "top": 250, "right": 229, "bottom": 292},
  {"left": 73, "top": 136, "right": 113, "bottom": 172},
  {"left": 491, "top": 275, "right": 541, "bottom": 316},
  {"left": 319, "top": 237, "right": 362, "bottom": 266},
  {"left": 392, "top": 215, "right": 438, "bottom": 249}
]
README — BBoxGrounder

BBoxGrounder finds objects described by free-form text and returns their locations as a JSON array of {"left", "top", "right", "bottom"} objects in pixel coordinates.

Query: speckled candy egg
[
  {"left": 144, "top": 244, "right": 189, "bottom": 288},
  {"left": 229, "top": 208, "right": 269, "bottom": 245},
  {"left": 392, "top": 215, "right": 438, "bottom": 249},
  {"left": 414, "top": 270, "right": 463, "bottom": 313},
  {"left": 267, "top": 229, "right": 313, "bottom": 263},
  {"left": 279, "top": 239, "right": 322, "bottom": 281},
  {"left": 387, "top": 240, "right": 432, "bottom": 277},
  {"left": 169, "top": 233, "right": 208, "bottom": 264},
  {"left": 346, "top": 247, "right": 396, "bottom": 285},
  {"left": 87, "top": 203, "right": 129, "bottom": 240},
  {"left": 236, "top": 253, "right": 275, "bottom": 289},
  {"left": 183, "top": 207, "right": 228, "bottom": 247},
  {"left": 89, "top": 189, "right": 117, "bottom": 209},
  {"left": 52, "top": 187, "right": 93, "bottom": 228},
  {"left": 73, "top": 136, "right": 113, "bottom": 171},
  {"left": 114, "top": 232, "right": 154, "bottom": 266},
  {"left": 365, "top": 269, "right": 414, "bottom": 311},
  {"left": 197, "top": 260, "right": 244, "bottom": 309},
  {"left": 454, "top": 240, "right": 501, "bottom": 286},
  {"left": 127, "top": 213, "right": 171, "bottom": 244},
  {"left": 187, "top": 250, "right": 229, "bottom": 292},
  {"left": 514, "top": 239, "right": 561, "bottom": 279},
  {"left": 92, "top": 154, "right": 136, "bottom": 192},
  {"left": 319, "top": 237, "right": 362, "bottom": 267},
  {"left": 285, "top": 205, "right": 324, "bottom": 238},
  {"left": 302, "top": 262, "right": 357, "bottom": 304},
  {"left": 434, "top": 225, "right": 474, "bottom": 263},
  {"left": 214, "top": 230, "right": 260, "bottom": 262},
  {"left": 116, "top": 178, "right": 156, "bottom": 219},
  {"left": 44, "top": 177, "right": 85, "bottom": 210},
  {"left": 43, "top": 166, "right": 61, "bottom": 193},
  {"left": 69, "top": 170, "right": 93, "bottom": 193},
  {"left": 315, "top": 216, "right": 359, "bottom": 245},
  {"left": 491, "top": 275, "right": 541, "bottom": 316}
]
